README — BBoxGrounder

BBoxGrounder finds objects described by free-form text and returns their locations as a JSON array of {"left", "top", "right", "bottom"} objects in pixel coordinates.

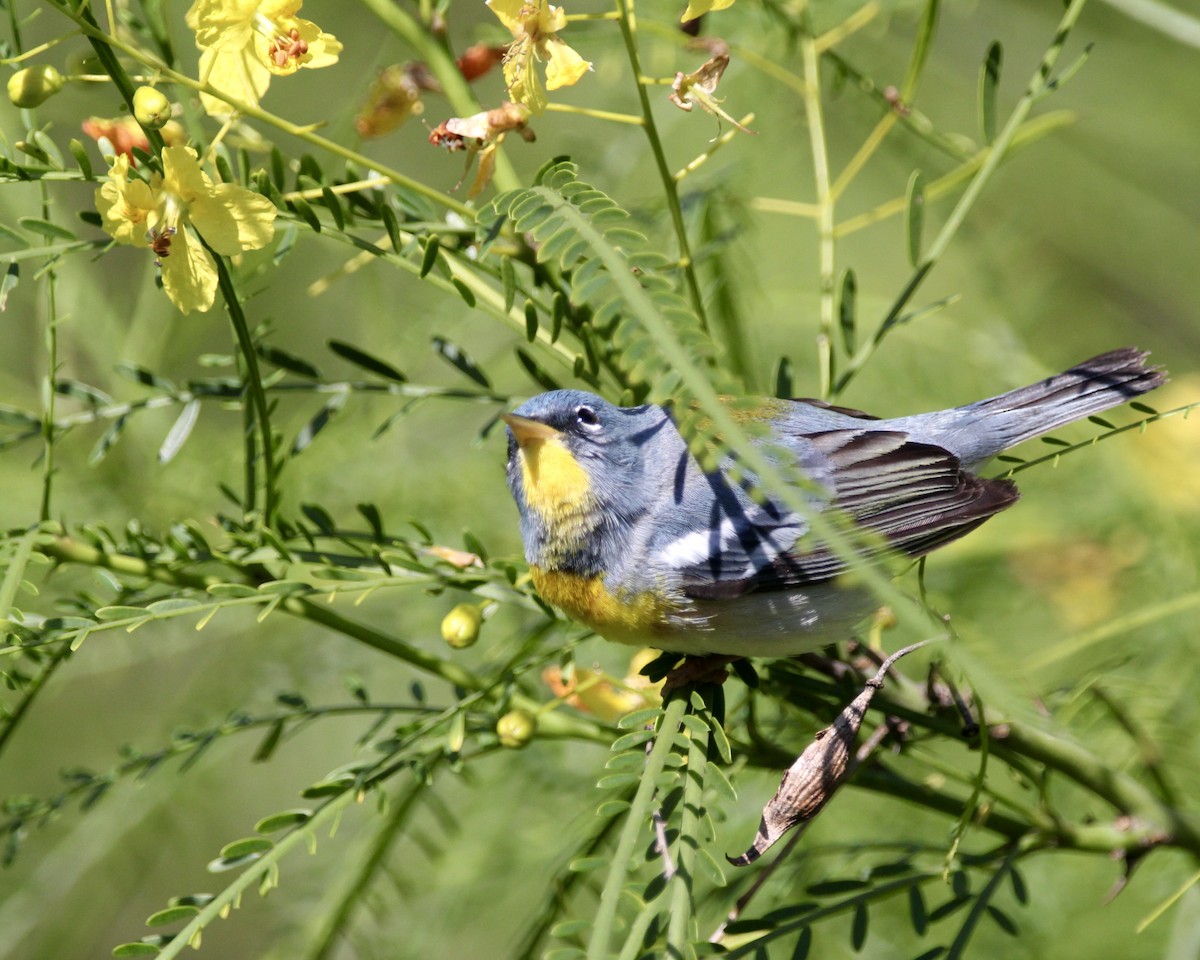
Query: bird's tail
[{"left": 962, "top": 347, "right": 1167, "bottom": 456}]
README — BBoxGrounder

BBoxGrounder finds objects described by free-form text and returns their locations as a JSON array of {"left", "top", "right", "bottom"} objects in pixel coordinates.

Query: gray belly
[{"left": 648, "top": 583, "right": 876, "bottom": 657}]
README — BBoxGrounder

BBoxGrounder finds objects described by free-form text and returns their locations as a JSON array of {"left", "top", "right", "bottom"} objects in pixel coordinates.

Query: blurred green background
[{"left": 1, "top": 0, "right": 1197, "bottom": 957}]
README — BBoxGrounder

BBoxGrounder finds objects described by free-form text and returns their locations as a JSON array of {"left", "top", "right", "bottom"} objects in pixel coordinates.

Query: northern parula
[{"left": 502, "top": 348, "right": 1165, "bottom": 656}]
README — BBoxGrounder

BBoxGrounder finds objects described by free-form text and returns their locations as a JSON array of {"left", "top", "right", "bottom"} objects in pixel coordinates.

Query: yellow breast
[
  {"left": 517, "top": 436, "right": 599, "bottom": 560},
  {"left": 531, "top": 566, "right": 672, "bottom": 645}
]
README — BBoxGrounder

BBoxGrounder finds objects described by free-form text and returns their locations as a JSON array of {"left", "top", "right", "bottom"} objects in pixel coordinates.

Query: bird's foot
[{"left": 662, "top": 654, "right": 740, "bottom": 696}]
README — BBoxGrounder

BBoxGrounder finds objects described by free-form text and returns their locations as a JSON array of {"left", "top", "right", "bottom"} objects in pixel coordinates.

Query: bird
[{"left": 502, "top": 348, "right": 1166, "bottom": 658}]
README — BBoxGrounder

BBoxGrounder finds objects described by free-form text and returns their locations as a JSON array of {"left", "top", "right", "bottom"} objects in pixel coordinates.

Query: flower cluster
[
  {"left": 487, "top": 0, "right": 591, "bottom": 114},
  {"left": 186, "top": 0, "right": 341, "bottom": 115},
  {"left": 95, "top": 147, "right": 277, "bottom": 314}
]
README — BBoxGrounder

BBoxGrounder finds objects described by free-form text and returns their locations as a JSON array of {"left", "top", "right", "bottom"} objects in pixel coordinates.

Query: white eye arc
[{"left": 575, "top": 405, "right": 600, "bottom": 429}]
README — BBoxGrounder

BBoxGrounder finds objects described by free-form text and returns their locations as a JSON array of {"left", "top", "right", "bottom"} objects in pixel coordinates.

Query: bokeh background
[{"left": 1, "top": 0, "right": 1197, "bottom": 957}]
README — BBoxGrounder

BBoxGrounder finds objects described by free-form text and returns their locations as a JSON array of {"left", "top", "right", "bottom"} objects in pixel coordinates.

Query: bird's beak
[{"left": 502, "top": 414, "right": 562, "bottom": 445}]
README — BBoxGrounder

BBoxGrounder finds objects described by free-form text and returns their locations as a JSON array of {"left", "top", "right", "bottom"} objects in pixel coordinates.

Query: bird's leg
[{"left": 662, "top": 654, "right": 740, "bottom": 695}]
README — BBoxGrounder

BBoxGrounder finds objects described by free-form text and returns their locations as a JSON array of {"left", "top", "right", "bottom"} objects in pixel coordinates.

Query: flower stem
[
  {"left": 208, "top": 244, "right": 278, "bottom": 525},
  {"left": 613, "top": 0, "right": 710, "bottom": 337}
]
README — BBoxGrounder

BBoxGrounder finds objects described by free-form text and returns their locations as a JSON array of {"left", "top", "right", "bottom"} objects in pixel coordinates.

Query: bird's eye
[{"left": 575, "top": 405, "right": 600, "bottom": 428}]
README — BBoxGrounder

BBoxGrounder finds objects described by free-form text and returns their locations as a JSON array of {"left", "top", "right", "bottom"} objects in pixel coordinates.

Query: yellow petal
[
  {"left": 95, "top": 157, "right": 161, "bottom": 247},
  {"left": 160, "top": 227, "right": 219, "bottom": 315},
  {"left": 680, "top": 0, "right": 735, "bottom": 21},
  {"left": 186, "top": 0, "right": 258, "bottom": 48},
  {"left": 161, "top": 146, "right": 211, "bottom": 205},
  {"left": 303, "top": 28, "right": 342, "bottom": 69},
  {"left": 190, "top": 184, "right": 277, "bottom": 255},
  {"left": 503, "top": 39, "right": 547, "bottom": 114},
  {"left": 253, "top": 17, "right": 341, "bottom": 76},
  {"left": 467, "top": 142, "right": 499, "bottom": 199},
  {"left": 486, "top": 0, "right": 526, "bottom": 35},
  {"left": 196, "top": 42, "right": 271, "bottom": 114},
  {"left": 542, "top": 2, "right": 568, "bottom": 33},
  {"left": 542, "top": 37, "right": 591, "bottom": 91}
]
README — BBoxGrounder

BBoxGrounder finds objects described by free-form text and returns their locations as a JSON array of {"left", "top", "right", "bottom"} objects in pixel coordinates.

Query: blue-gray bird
[{"left": 502, "top": 348, "right": 1165, "bottom": 656}]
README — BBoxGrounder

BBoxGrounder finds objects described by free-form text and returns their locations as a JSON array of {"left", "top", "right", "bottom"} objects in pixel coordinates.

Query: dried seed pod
[{"left": 729, "top": 640, "right": 930, "bottom": 865}]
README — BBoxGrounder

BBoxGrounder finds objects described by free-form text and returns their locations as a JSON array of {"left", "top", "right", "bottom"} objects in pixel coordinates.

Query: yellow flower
[
  {"left": 486, "top": 0, "right": 591, "bottom": 114},
  {"left": 186, "top": 0, "right": 342, "bottom": 116},
  {"left": 680, "top": 0, "right": 735, "bottom": 22},
  {"left": 95, "top": 146, "right": 277, "bottom": 314}
]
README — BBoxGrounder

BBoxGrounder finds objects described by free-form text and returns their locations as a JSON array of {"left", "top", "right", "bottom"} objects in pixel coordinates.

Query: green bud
[
  {"left": 132, "top": 86, "right": 172, "bottom": 129},
  {"left": 440, "top": 603, "right": 483, "bottom": 649},
  {"left": 496, "top": 709, "right": 536, "bottom": 749},
  {"left": 7, "top": 65, "right": 65, "bottom": 109}
]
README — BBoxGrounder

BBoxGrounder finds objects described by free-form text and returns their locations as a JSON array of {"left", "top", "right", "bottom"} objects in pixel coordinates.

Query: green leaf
[
  {"left": 115, "top": 361, "right": 175, "bottom": 392},
  {"left": 0, "top": 262, "right": 18, "bottom": 311},
  {"left": 255, "top": 808, "right": 312, "bottom": 833},
  {"left": 610, "top": 729, "right": 655, "bottom": 751},
  {"left": 432, "top": 336, "right": 491, "bottom": 388},
  {"left": 595, "top": 772, "right": 639, "bottom": 790},
  {"left": 838, "top": 268, "right": 857, "bottom": 355},
  {"left": 252, "top": 719, "right": 286, "bottom": 762},
  {"left": 321, "top": 185, "right": 345, "bottom": 231},
  {"left": 987, "top": 905, "right": 1018, "bottom": 936},
  {"left": 909, "top": 882, "right": 928, "bottom": 935},
  {"left": 707, "top": 763, "right": 737, "bottom": 802},
  {"left": 94, "top": 605, "right": 147, "bottom": 621},
  {"left": 206, "top": 583, "right": 258, "bottom": 598},
  {"left": 256, "top": 580, "right": 314, "bottom": 595},
  {"left": 145, "top": 905, "right": 199, "bottom": 927},
  {"left": 451, "top": 278, "right": 476, "bottom": 307},
  {"left": 158, "top": 400, "right": 200, "bottom": 464},
  {"left": 595, "top": 799, "right": 630, "bottom": 817},
  {"left": 112, "top": 944, "right": 161, "bottom": 957},
  {"left": 328, "top": 339, "right": 406, "bottom": 381},
  {"left": 774, "top": 356, "right": 794, "bottom": 399},
  {"left": 290, "top": 196, "right": 321, "bottom": 232},
  {"left": 257, "top": 344, "right": 321, "bottom": 379},
  {"left": 515, "top": 347, "right": 561, "bottom": 392},
  {"left": 219, "top": 837, "right": 274, "bottom": 860},
  {"left": 381, "top": 205, "right": 402, "bottom": 250},
  {"left": 568, "top": 856, "right": 609, "bottom": 872},
  {"left": 292, "top": 391, "right": 348, "bottom": 455},
  {"left": 524, "top": 301, "right": 539, "bottom": 342},
  {"left": 69, "top": 138, "right": 93, "bottom": 180},
  {"left": 851, "top": 901, "right": 869, "bottom": 951},
  {"left": 500, "top": 256, "right": 516, "bottom": 312},
  {"left": 900, "top": 0, "right": 941, "bottom": 99},
  {"left": 0, "top": 222, "right": 30, "bottom": 247},
  {"left": 420, "top": 235, "right": 441, "bottom": 278},
  {"left": 18, "top": 217, "right": 76, "bottom": 241},
  {"left": 905, "top": 170, "right": 926, "bottom": 268},
  {"left": 979, "top": 41, "right": 1003, "bottom": 144}
]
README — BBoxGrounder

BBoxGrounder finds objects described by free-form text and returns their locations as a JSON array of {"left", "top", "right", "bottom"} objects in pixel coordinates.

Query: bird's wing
[{"left": 667, "top": 428, "right": 1019, "bottom": 601}]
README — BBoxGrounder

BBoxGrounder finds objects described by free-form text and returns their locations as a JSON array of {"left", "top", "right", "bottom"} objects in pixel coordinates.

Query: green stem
[
  {"left": 988, "top": 721, "right": 1200, "bottom": 852},
  {"left": 209, "top": 248, "right": 278, "bottom": 524},
  {"left": 307, "top": 761, "right": 442, "bottom": 960},
  {"left": 666, "top": 701, "right": 708, "bottom": 958},
  {"left": 32, "top": 534, "right": 610, "bottom": 744},
  {"left": 613, "top": 0, "right": 710, "bottom": 337},
  {"left": 800, "top": 25, "right": 836, "bottom": 399},
  {"left": 833, "top": 0, "right": 1092, "bottom": 396},
  {"left": 69, "top": 1, "right": 166, "bottom": 160},
  {"left": 154, "top": 787, "right": 360, "bottom": 960},
  {"left": 945, "top": 847, "right": 1015, "bottom": 960},
  {"left": 588, "top": 697, "right": 687, "bottom": 960},
  {"left": 39, "top": 185, "right": 58, "bottom": 522}
]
